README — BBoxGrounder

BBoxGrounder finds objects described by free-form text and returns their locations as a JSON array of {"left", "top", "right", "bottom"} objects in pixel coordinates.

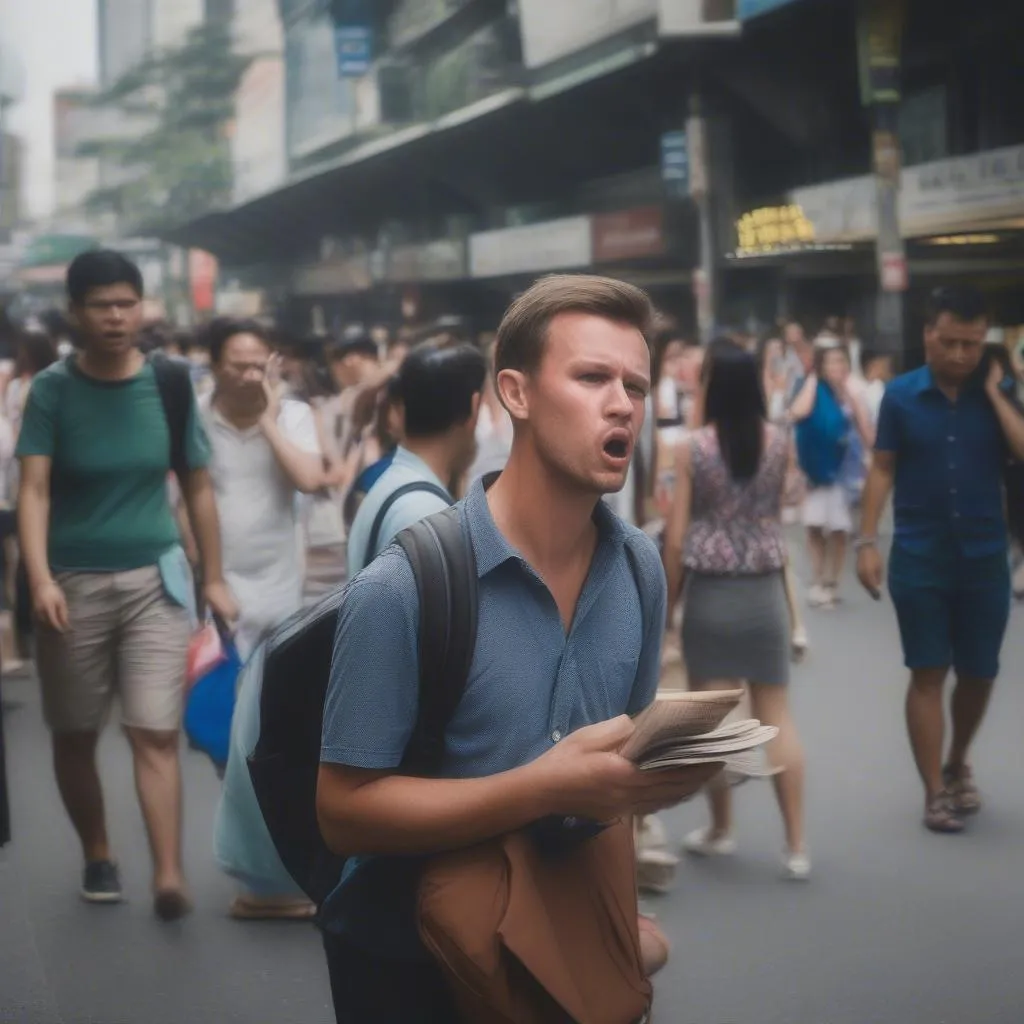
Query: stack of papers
[{"left": 621, "top": 689, "right": 778, "bottom": 781}]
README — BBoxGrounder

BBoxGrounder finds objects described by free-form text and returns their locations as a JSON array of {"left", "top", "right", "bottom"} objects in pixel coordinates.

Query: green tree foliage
[{"left": 80, "top": 19, "right": 251, "bottom": 233}]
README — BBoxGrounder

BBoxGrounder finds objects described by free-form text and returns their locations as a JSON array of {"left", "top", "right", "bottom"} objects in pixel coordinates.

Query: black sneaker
[{"left": 81, "top": 860, "right": 123, "bottom": 904}]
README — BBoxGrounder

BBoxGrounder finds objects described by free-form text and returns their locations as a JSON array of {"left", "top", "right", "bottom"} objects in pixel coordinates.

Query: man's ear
[
  {"left": 466, "top": 390, "right": 483, "bottom": 429},
  {"left": 496, "top": 368, "right": 529, "bottom": 422},
  {"left": 67, "top": 303, "right": 81, "bottom": 330}
]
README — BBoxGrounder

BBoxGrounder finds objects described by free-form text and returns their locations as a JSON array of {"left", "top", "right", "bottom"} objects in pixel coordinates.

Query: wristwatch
[{"left": 853, "top": 536, "right": 878, "bottom": 551}]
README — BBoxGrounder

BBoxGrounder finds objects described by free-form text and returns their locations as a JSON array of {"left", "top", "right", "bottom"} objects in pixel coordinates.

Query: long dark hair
[{"left": 702, "top": 337, "right": 766, "bottom": 482}]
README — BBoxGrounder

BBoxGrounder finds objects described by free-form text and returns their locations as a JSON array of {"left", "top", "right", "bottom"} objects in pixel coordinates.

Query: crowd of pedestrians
[{"left": 1, "top": 248, "right": 1022, "bottom": 1023}]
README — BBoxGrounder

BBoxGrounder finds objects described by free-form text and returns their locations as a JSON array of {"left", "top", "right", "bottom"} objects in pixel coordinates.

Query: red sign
[
  {"left": 881, "top": 252, "right": 908, "bottom": 292},
  {"left": 592, "top": 207, "right": 666, "bottom": 263},
  {"left": 189, "top": 249, "right": 219, "bottom": 312}
]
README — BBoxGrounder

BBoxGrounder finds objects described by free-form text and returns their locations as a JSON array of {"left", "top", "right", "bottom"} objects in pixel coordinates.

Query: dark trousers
[{"left": 321, "top": 930, "right": 457, "bottom": 1024}]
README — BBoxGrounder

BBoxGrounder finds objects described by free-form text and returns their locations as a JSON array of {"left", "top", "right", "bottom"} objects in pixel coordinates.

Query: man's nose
[
  {"left": 607, "top": 380, "right": 633, "bottom": 416},
  {"left": 243, "top": 367, "right": 264, "bottom": 384}
]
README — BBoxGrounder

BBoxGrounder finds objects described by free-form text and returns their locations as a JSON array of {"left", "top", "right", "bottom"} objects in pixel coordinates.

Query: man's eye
[{"left": 580, "top": 373, "right": 606, "bottom": 383}]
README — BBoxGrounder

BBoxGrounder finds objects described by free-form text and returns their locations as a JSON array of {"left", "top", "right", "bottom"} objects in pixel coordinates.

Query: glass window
[
  {"left": 899, "top": 85, "right": 948, "bottom": 167},
  {"left": 418, "top": 17, "right": 518, "bottom": 121},
  {"left": 285, "top": 11, "right": 357, "bottom": 157}
]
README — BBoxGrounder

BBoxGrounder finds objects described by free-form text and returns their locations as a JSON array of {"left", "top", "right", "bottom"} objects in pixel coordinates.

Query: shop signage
[
  {"left": 660, "top": 130, "right": 689, "bottom": 199},
  {"left": 389, "top": 238, "right": 468, "bottom": 283},
  {"left": 292, "top": 255, "right": 372, "bottom": 295},
  {"left": 880, "top": 253, "right": 908, "bottom": 293},
  {"left": 787, "top": 143, "right": 1024, "bottom": 244},
  {"left": 734, "top": 204, "right": 815, "bottom": 255},
  {"left": 470, "top": 216, "right": 592, "bottom": 279},
  {"left": 334, "top": 25, "right": 373, "bottom": 78},
  {"left": 592, "top": 207, "right": 666, "bottom": 262},
  {"left": 518, "top": 0, "right": 657, "bottom": 69}
]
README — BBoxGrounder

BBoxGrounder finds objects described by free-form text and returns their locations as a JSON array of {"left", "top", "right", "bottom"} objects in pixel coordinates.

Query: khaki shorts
[{"left": 35, "top": 566, "right": 191, "bottom": 734}]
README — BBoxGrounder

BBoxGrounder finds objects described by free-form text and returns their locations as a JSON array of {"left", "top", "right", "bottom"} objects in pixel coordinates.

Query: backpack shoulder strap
[
  {"left": 365, "top": 480, "right": 452, "bottom": 567},
  {"left": 397, "top": 505, "right": 478, "bottom": 776},
  {"left": 149, "top": 355, "right": 193, "bottom": 487}
]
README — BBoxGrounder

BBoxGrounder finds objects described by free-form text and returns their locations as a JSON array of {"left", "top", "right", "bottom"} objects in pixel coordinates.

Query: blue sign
[
  {"left": 660, "top": 130, "right": 689, "bottom": 199},
  {"left": 738, "top": 0, "right": 799, "bottom": 19},
  {"left": 334, "top": 24, "right": 373, "bottom": 78}
]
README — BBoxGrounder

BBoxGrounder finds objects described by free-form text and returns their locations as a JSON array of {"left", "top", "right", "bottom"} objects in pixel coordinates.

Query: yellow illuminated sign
[{"left": 735, "top": 204, "right": 816, "bottom": 255}]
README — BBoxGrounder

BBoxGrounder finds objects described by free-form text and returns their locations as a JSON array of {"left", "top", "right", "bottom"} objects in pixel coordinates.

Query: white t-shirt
[{"left": 201, "top": 396, "right": 320, "bottom": 655}]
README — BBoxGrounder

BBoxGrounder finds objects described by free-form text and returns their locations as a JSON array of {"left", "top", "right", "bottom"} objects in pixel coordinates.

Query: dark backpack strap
[
  {"left": 365, "top": 481, "right": 452, "bottom": 568},
  {"left": 397, "top": 506, "right": 478, "bottom": 776},
  {"left": 149, "top": 354, "right": 193, "bottom": 488}
]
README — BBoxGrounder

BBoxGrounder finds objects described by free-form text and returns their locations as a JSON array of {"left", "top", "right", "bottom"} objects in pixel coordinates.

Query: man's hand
[
  {"left": 985, "top": 356, "right": 1005, "bottom": 399},
  {"left": 856, "top": 543, "right": 884, "bottom": 599},
  {"left": 260, "top": 357, "right": 283, "bottom": 430},
  {"left": 532, "top": 716, "right": 724, "bottom": 821},
  {"left": 33, "top": 579, "right": 70, "bottom": 632},
  {"left": 203, "top": 579, "right": 239, "bottom": 627}
]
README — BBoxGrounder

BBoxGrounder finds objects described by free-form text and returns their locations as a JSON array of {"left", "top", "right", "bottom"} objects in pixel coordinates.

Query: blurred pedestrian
[
  {"left": 201, "top": 318, "right": 323, "bottom": 921},
  {"left": 346, "top": 342, "right": 485, "bottom": 576},
  {"left": 858, "top": 287, "right": 1024, "bottom": 833},
  {"left": 663, "top": 338, "right": 808, "bottom": 879},
  {"left": 200, "top": 318, "right": 323, "bottom": 662},
  {"left": 791, "top": 342, "right": 873, "bottom": 608},
  {"left": 15, "top": 250, "right": 237, "bottom": 918}
]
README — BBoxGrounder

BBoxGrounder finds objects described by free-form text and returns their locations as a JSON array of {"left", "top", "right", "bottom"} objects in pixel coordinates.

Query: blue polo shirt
[
  {"left": 875, "top": 365, "right": 1008, "bottom": 559},
  {"left": 320, "top": 477, "right": 667, "bottom": 956}
]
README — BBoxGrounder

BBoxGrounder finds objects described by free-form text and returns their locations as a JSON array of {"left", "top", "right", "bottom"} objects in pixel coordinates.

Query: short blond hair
[{"left": 494, "top": 274, "right": 654, "bottom": 377}]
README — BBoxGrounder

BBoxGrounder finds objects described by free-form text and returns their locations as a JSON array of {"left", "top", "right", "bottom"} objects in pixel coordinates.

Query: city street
[{"left": 3, "top": 551, "right": 1024, "bottom": 1024}]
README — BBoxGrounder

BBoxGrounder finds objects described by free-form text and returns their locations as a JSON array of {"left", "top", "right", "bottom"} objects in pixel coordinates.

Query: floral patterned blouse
[{"left": 684, "top": 425, "right": 788, "bottom": 575}]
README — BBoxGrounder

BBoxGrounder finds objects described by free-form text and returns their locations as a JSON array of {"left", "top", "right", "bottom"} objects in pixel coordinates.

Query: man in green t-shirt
[{"left": 16, "top": 250, "right": 238, "bottom": 920}]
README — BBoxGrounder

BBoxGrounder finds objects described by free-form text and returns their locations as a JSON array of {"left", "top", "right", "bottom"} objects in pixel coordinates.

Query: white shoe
[
  {"left": 683, "top": 827, "right": 737, "bottom": 857},
  {"left": 791, "top": 625, "right": 809, "bottom": 662},
  {"left": 807, "top": 584, "right": 828, "bottom": 607},
  {"left": 783, "top": 850, "right": 811, "bottom": 881}
]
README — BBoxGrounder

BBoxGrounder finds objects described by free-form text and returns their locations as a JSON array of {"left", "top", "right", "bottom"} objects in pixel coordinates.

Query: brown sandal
[
  {"left": 229, "top": 895, "right": 317, "bottom": 921},
  {"left": 924, "top": 791, "right": 965, "bottom": 834}
]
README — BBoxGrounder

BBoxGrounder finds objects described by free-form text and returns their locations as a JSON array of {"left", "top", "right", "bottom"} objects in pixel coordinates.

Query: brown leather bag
[{"left": 417, "top": 817, "right": 652, "bottom": 1024}]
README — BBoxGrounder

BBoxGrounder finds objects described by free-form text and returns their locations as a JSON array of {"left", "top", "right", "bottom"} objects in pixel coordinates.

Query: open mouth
[{"left": 603, "top": 437, "right": 630, "bottom": 460}]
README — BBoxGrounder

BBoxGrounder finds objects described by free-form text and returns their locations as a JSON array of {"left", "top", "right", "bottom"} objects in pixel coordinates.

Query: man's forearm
[
  {"left": 860, "top": 463, "right": 894, "bottom": 538},
  {"left": 317, "top": 760, "right": 555, "bottom": 858},
  {"left": 17, "top": 490, "right": 52, "bottom": 591},
  {"left": 183, "top": 469, "right": 225, "bottom": 583},
  {"left": 262, "top": 419, "right": 324, "bottom": 493}
]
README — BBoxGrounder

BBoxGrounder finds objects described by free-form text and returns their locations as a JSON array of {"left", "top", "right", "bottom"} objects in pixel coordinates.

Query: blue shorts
[{"left": 888, "top": 546, "right": 1011, "bottom": 680}]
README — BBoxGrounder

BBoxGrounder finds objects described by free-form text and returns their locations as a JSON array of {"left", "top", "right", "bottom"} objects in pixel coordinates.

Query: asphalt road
[{"left": 2, "top": 550, "right": 1023, "bottom": 1024}]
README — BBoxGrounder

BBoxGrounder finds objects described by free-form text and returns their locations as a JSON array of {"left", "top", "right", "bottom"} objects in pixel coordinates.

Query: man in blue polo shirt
[
  {"left": 316, "top": 275, "right": 720, "bottom": 1023},
  {"left": 858, "top": 286, "right": 1024, "bottom": 834},
  {"left": 345, "top": 342, "right": 486, "bottom": 576}
]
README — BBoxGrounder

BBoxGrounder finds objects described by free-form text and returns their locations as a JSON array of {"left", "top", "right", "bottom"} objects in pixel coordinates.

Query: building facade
[{"left": 164, "top": 0, "right": 1024, "bottom": 355}]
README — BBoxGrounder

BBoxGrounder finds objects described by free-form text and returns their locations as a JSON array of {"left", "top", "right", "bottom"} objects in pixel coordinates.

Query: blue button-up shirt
[
  {"left": 876, "top": 365, "right": 1008, "bottom": 558},
  {"left": 320, "top": 477, "right": 666, "bottom": 955}
]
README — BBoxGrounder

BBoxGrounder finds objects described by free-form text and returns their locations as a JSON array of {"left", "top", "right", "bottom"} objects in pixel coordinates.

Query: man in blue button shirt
[
  {"left": 858, "top": 286, "right": 1024, "bottom": 834},
  {"left": 316, "top": 275, "right": 720, "bottom": 1023}
]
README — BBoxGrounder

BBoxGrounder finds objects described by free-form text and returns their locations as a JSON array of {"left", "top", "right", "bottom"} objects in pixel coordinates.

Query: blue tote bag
[{"left": 184, "top": 639, "right": 242, "bottom": 771}]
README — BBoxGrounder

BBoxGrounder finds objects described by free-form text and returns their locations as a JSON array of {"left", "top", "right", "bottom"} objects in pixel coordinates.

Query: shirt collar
[
  {"left": 392, "top": 446, "right": 448, "bottom": 490},
  {"left": 910, "top": 365, "right": 938, "bottom": 396},
  {"left": 464, "top": 474, "right": 628, "bottom": 579}
]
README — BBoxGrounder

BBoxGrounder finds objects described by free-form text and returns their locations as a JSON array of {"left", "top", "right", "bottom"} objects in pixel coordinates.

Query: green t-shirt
[{"left": 16, "top": 357, "right": 211, "bottom": 571}]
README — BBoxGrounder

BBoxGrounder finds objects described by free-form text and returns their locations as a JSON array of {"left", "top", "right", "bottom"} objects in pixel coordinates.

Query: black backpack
[{"left": 246, "top": 505, "right": 478, "bottom": 906}]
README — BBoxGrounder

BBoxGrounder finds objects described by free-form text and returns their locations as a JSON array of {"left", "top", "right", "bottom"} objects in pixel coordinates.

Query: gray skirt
[{"left": 682, "top": 571, "right": 790, "bottom": 686}]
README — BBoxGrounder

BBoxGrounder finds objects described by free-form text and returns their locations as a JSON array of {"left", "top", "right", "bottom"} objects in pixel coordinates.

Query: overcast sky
[{"left": 3, "top": 0, "right": 98, "bottom": 219}]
